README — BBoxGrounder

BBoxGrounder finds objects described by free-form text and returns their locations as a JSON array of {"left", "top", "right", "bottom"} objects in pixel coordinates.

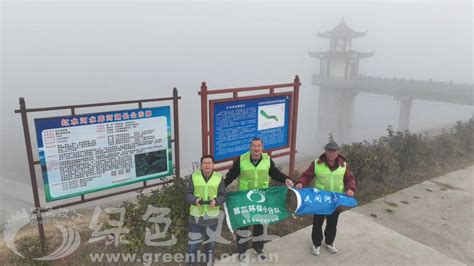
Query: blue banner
[
  {"left": 212, "top": 95, "right": 291, "bottom": 161},
  {"left": 290, "top": 188, "right": 358, "bottom": 216}
]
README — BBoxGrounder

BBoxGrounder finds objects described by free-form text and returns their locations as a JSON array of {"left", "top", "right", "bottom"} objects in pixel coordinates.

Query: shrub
[
  {"left": 342, "top": 139, "right": 398, "bottom": 182},
  {"left": 341, "top": 120, "right": 473, "bottom": 182},
  {"left": 119, "top": 175, "right": 189, "bottom": 254},
  {"left": 453, "top": 119, "right": 474, "bottom": 154}
]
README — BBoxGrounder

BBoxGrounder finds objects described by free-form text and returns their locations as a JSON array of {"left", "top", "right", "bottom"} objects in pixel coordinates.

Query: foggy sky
[{"left": 1, "top": 1, "right": 473, "bottom": 183}]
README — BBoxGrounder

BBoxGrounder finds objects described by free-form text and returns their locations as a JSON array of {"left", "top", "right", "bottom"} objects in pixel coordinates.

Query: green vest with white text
[
  {"left": 189, "top": 170, "right": 222, "bottom": 217},
  {"left": 238, "top": 151, "right": 271, "bottom": 191},
  {"left": 313, "top": 160, "right": 346, "bottom": 193}
]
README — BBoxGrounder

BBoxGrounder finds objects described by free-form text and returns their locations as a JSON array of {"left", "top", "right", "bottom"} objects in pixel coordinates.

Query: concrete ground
[{"left": 216, "top": 165, "right": 473, "bottom": 265}]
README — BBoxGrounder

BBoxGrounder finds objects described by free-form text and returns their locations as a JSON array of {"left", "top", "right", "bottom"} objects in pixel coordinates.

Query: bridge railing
[
  {"left": 357, "top": 74, "right": 472, "bottom": 87},
  {"left": 312, "top": 73, "right": 472, "bottom": 87}
]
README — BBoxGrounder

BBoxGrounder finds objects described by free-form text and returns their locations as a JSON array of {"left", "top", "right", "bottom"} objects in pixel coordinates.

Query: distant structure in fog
[
  {"left": 310, "top": 18, "right": 473, "bottom": 144},
  {"left": 309, "top": 18, "right": 374, "bottom": 144}
]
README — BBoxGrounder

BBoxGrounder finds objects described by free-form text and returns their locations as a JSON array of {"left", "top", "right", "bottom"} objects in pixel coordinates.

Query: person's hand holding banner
[{"left": 345, "top": 189, "right": 354, "bottom": 197}]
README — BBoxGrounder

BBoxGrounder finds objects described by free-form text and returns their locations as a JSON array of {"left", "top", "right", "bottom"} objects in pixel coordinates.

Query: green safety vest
[
  {"left": 238, "top": 151, "right": 271, "bottom": 191},
  {"left": 313, "top": 160, "right": 346, "bottom": 193},
  {"left": 189, "top": 170, "right": 222, "bottom": 217}
]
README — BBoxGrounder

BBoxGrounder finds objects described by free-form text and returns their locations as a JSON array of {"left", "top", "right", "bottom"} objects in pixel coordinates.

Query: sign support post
[
  {"left": 19, "top": 97, "right": 46, "bottom": 248},
  {"left": 200, "top": 82, "right": 209, "bottom": 156},
  {"left": 289, "top": 75, "right": 301, "bottom": 179}
]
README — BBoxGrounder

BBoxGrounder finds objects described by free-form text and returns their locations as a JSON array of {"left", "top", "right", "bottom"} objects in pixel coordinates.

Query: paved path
[{"left": 216, "top": 166, "right": 473, "bottom": 265}]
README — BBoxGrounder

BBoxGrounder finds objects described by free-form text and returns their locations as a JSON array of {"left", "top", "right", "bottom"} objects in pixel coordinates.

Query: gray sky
[{"left": 1, "top": 1, "right": 473, "bottom": 183}]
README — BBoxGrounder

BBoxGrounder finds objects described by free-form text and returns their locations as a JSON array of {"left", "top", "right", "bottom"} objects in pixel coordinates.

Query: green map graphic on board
[
  {"left": 258, "top": 103, "right": 285, "bottom": 130},
  {"left": 259, "top": 110, "right": 279, "bottom": 122}
]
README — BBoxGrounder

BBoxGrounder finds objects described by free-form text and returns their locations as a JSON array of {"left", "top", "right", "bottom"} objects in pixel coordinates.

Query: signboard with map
[
  {"left": 210, "top": 94, "right": 291, "bottom": 161},
  {"left": 34, "top": 106, "right": 172, "bottom": 202}
]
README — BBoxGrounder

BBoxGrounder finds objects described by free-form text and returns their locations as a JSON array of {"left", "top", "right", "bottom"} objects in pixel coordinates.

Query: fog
[{"left": 1, "top": 1, "right": 473, "bottom": 185}]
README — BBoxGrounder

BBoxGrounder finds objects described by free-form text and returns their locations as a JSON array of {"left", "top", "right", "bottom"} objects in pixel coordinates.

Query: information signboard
[
  {"left": 35, "top": 106, "right": 172, "bottom": 202},
  {"left": 211, "top": 94, "right": 291, "bottom": 161}
]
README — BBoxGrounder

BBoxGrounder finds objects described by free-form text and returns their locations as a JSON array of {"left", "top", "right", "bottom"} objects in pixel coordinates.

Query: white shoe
[
  {"left": 253, "top": 248, "right": 267, "bottom": 261},
  {"left": 323, "top": 242, "right": 338, "bottom": 254},
  {"left": 311, "top": 245, "right": 321, "bottom": 256}
]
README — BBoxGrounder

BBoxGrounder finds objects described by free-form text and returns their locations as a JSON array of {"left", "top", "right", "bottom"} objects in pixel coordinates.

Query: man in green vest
[
  {"left": 225, "top": 137, "right": 294, "bottom": 261},
  {"left": 186, "top": 155, "right": 226, "bottom": 265},
  {"left": 295, "top": 141, "right": 356, "bottom": 256}
]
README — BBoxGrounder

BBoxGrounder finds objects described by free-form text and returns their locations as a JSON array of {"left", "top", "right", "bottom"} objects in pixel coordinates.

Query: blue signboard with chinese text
[{"left": 212, "top": 94, "right": 291, "bottom": 161}]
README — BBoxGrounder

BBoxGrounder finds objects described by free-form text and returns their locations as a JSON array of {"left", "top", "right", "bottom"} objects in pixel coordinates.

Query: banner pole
[{"left": 222, "top": 202, "right": 235, "bottom": 235}]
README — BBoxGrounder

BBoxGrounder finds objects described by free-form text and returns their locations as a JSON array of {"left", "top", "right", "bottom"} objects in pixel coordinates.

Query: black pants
[
  {"left": 311, "top": 211, "right": 340, "bottom": 247},
  {"left": 236, "top": 224, "right": 264, "bottom": 254}
]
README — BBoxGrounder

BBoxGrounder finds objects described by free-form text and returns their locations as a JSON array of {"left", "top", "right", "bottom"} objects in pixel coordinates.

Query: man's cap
[{"left": 324, "top": 141, "right": 339, "bottom": 150}]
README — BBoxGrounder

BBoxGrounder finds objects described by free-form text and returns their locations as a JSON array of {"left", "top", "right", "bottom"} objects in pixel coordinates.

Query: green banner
[{"left": 223, "top": 186, "right": 290, "bottom": 232}]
